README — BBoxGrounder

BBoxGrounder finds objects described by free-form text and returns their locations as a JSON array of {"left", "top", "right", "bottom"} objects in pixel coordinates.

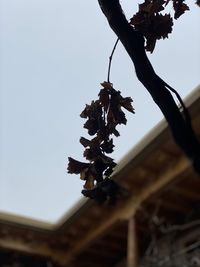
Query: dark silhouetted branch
[{"left": 97, "top": 0, "right": 200, "bottom": 174}]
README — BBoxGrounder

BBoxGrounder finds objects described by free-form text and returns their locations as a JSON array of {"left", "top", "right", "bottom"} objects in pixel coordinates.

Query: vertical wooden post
[{"left": 127, "top": 216, "right": 138, "bottom": 267}]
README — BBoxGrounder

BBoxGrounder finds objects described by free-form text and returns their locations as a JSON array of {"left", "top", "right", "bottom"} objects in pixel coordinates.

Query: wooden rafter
[
  {"left": 127, "top": 216, "right": 138, "bottom": 267},
  {"left": 0, "top": 234, "right": 68, "bottom": 265}
]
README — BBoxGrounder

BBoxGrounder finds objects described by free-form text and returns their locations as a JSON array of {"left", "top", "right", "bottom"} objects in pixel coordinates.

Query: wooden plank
[
  {"left": 127, "top": 216, "right": 138, "bottom": 267},
  {"left": 119, "top": 155, "right": 190, "bottom": 220},
  {"left": 0, "top": 237, "right": 65, "bottom": 265}
]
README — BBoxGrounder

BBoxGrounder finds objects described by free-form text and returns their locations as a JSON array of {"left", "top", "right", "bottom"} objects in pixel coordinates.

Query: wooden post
[{"left": 127, "top": 216, "right": 138, "bottom": 267}]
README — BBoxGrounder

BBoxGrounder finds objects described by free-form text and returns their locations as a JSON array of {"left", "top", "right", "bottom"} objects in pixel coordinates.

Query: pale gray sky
[{"left": 0, "top": 0, "right": 199, "bottom": 223}]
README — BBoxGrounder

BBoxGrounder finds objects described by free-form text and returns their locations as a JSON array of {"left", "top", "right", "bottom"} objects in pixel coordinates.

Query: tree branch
[{"left": 97, "top": 0, "right": 200, "bottom": 174}]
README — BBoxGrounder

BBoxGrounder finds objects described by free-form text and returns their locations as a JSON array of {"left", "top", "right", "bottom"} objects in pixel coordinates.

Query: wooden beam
[
  {"left": 173, "top": 186, "right": 200, "bottom": 201},
  {"left": 0, "top": 237, "right": 65, "bottom": 265},
  {"left": 119, "top": 155, "right": 190, "bottom": 220},
  {"left": 127, "top": 216, "right": 138, "bottom": 267},
  {"left": 60, "top": 155, "right": 191, "bottom": 265}
]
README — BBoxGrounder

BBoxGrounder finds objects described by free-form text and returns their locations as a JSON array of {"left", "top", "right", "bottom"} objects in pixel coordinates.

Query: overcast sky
[{"left": 0, "top": 0, "right": 199, "bottom": 223}]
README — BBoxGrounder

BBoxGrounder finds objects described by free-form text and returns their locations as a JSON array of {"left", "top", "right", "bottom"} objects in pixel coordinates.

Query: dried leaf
[
  {"left": 80, "top": 104, "right": 90, "bottom": 119},
  {"left": 83, "top": 146, "right": 102, "bottom": 161},
  {"left": 82, "top": 187, "right": 107, "bottom": 203},
  {"left": 81, "top": 101, "right": 104, "bottom": 136},
  {"left": 84, "top": 119, "right": 99, "bottom": 136},
  {"left": 80, "top": 137, "right": 91, "bottom": 147},
  {"left": 67, "top": 157, "right": 89, "bottom": 174},
  {"left": 101, "top": 81, "right": 113, "bottom": 89},
  {"left": 173, "top": 0, "right": 189, "bottom": 19},
  {"left": 101, "top": 139, "right": 115, "bottom": 154},
  {"left": 83, "top": 175, "right": 95, "bottom": 189},
  {"left": 120, "top": 97, "right": 135, "bottom": 113},
  {"left": 139, "top": 0, "right": 165, "bottom": 14},
  {"left": 130, "top": 0, "right": 174, "bottom": 52},
  {"left": 113, "top": 128, "right": 120, "bottom": 137},
  {"left": 99, "top": 89, "right": 110, "bottom": 112},
  {"left": 80, "top": 168, "right": 88, "bottom": 180},
  {"left": 82, "top": 178, "right": 119, "bottom": 204}
]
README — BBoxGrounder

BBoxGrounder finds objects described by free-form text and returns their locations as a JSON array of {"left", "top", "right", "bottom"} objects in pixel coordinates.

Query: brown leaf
[
  {"left": 82, "top": 187, "right": 107, "bottom": 203},
  {"left": 108, "top": 106, "right": 127, "bottom": 125},
  {"left": 82, "top": 178, "right": 119, "bottom": 204},
  {"left": 83, "top": 146, "right": 102, "bottom": 161},
  {"left": 120, "top": 97, "right": 135, "bottom": 113},
  {"left": 113, "top": 128, "right": 120, "bottom": 137},
  {"left": 131, "top": 0, "right": 174, "bottom": 52},
  {"left": 80, "top": 168, "right": 89, "bottom": 180},
  {"left": 108, "top": 89, "right": 127, "bottom": 125},
  {"left": 173, "top": 0, "right": 189, "bottom": 19},
  {"left": 80, "top": 104, "right": 90, "bottom": 119},
  {"left": 145, "top": 14, "right": 173, "bottom": 52},
  {"left": 99, "top": 89, "right": 110, "bottom": 112},
  {"left": 80, "top": 137, "right": 91, "bottom": 147},
  {"left": 84, "top": 119, "right": 99, "bottom": 136},
  {"left": 140, "top": 0, "right": 165, "bottom": 15},
  {"left": 101, "top": 139, "right": 115, "bottom": 154},
  {"left": 83, "top": 175, "right": 95, "bottom": 189},
  {"left": 81, "top": 101, "right": 104, "bottom": 136},
  {"left": 67, "top": 157, "right": 89, "bottom": 174},
  {"left": 100, "top": 81, "right": 113, "bottom": 89}
]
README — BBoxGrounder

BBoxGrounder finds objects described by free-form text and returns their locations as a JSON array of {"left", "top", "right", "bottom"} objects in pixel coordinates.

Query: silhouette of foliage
[
  {"left": 68, "top": 82, "right": 134, "bottom": 203},
  {"left": 130, "top": 0, "right": 190, "bottom": 52}
]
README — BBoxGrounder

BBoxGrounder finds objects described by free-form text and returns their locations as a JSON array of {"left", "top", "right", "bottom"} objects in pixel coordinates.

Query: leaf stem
[{"left": 107, "top": 38, "right": 119, "bottom": 83}]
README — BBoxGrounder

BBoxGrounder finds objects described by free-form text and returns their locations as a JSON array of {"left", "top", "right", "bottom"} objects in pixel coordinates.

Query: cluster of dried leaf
[
  {"left": 68, "top": 82, "right": 134, "bottom": 203},
  {"left": 130, "top": 0, "right": 191, "bottom": 52}
]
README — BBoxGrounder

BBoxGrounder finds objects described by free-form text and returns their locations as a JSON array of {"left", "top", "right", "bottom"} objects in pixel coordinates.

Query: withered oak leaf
[
  {"left": 81, "top": 100, "right": 105, "bottom": 136},
  {"left": 100, "top": 81, "right": 113, "bottom": 89},
  {"left": 107, "top": 89, "right": 128, "bottom": 125},
  {"left": 84, "top": 119, "right": 100, "bottom": 136},
  {"left": 99, "top": 88, "right": 110, "bottom": 113},
  {"left": 139, "top": 0, "right": 165, "bottom": 15},
  {"left": 79, "top": 137, "right": 92, "bottom": 148},
  {"left": 120, "top": 97, "right": 135, "bottom": 113},
  {"left": 172, "top": 0, "right": 189, "bottom": 19},
  {"left": 131, "top": 0, "right": 174, "bottom": 52},
  {"left": 83, "top": 175, "right": 95, "bottom": 190},
  {"left": 82, "top": 178, "right": 119, "bottom": 204},
  {"left": 100, "top": 138, "right": 115, "bottom": 154},
  {"left": 67, "top": 157, "right": 89, "bottom": 174},
  {"left": 83, "top": 146, "right": 102, "bottom": 161},
  {"left": 80, "top": 100, "right": 102, "bottom": 120}
]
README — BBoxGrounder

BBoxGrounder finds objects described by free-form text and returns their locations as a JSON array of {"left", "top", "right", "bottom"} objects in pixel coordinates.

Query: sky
[{"left": 0, "top": 0, "right": 199, "bottom": 223}]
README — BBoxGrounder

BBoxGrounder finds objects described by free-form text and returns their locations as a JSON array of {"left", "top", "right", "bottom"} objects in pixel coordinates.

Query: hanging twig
[{"left": 107, "top": 38, "right": 119, "bottom": 83}]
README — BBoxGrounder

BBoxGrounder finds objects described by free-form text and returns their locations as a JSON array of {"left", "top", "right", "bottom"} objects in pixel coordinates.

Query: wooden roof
[{"left": 0, "top": 85, "right": 200, "bottom": 266}]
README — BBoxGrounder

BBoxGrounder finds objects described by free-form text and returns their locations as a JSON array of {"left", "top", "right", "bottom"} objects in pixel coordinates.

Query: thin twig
[
  {"left": 158, "top": 76, "right": 192, "bottom": 126},
  {"left": 157, "top": 240, "right": 200, "bottom": 266},
  {"left": 161, "top": 219, "right": 200, "bottom": 233},
  {"left": 107, "top": 38, "right": 119, "bottom": 83}
]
